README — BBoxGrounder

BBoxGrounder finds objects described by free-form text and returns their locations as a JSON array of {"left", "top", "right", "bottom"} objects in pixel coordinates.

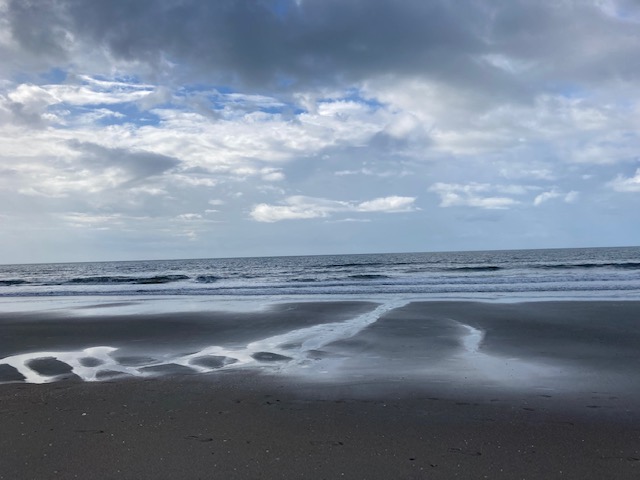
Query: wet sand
[
  {"left": 0, "top": 301, "right": 378, "bottom": 359},
  {"left": 1, "top": 300, "right": 639, "bottom": 478}
]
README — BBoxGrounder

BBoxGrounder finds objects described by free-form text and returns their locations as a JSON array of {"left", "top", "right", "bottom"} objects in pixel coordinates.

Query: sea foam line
[
  {"left": 458, "top": 324, "right": 485, "bottom": 354},
  {"left": 174, "top": 299, "right": 410, "bottom": 372},
  {"left": 0, "top": 347, "right": 138, "bottom": 384},
  {"left": 451, "top": 321, "right": 564, "bottom": 386}
]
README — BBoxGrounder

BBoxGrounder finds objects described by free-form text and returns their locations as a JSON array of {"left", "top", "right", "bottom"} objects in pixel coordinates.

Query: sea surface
[{"left": 1, "top": 246, "right": 639, "bottom": 300}]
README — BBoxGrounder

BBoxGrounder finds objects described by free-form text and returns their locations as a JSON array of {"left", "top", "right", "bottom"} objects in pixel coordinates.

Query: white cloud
[
  {"left": 356, "top": 196, "right": 416, "bottom": 212},
  {"left": 251, "top": 196, "right": 336, "bottom": 222},
  {"left": 46, "top": 83, "right": 153, "bottom": 106},
  {"left": 564, "top": 191, "right": 579, "bottom": 203},
  {"left": 534, "top": 189, "right": 580, "bottom": 206},
  {"left": 331, "top": 218, "right": 372, "bottom": 223},
  {"left": 429, "top": 183, "right": 521, "bottom": 209},
  {"left": 334, "top": 167, "right": 410, "bottom": 178},
  {"left": 173, "top": 175, "right": 218, "bottom": 188},
  {"left": 366, "top": 78, "right": 640, "bottom": 165},
  {"left": 7, "top": 84, "right": 57, "bottom": 114},
  {"left": 609, "top": 168, "right": 640, "bottom": 192},
  {"left": 139, "top": 91, "right": 387, "bottom": 169},
  {"left": 5, "top": 80, "right": 153, "bottom": 123},
  {"left": 0, "top": 78, "right": 398, "bottom": 209},
  {"left": 533, "top": 190, "right": 562, "bottom": 206},
  {"left": 261, "top": 168, "right": 285, "bottom": 182},
  {"left": 59, "top": 212, "right": 125, "bottom": 229},
  {"left": 250, "top": 195, "right": 417, "bottom": 222},
  {"left": 176, "top": 213, "right": 202, "bottom": 220},
  {"left": 129, "top": 185, "right": 167, "bottom": 196},
  {"left": 499, "top": 166, "right": 556, "bottom": 181},
  {"left": 76, "top": 108, "right": 125, "bottom": 124}
]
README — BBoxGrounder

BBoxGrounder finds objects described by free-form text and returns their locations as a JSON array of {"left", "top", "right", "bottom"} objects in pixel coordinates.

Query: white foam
[
  {"left": 175, "top": 299, "right": 409, "bottom": 373},
  {"left": 453, "top": 322, "right": 564, "bottom": 387},
  {"left": 459, "top": 324, "right": 485, "bottom": 354},
  {"left": 0, "top": 347, "right": 142, "bottom": 384}
]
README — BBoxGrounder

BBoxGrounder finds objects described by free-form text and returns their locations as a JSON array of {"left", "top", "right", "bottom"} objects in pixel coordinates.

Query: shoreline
[{"left": 2, "top": 292, "right": 640, "bottom": 315}]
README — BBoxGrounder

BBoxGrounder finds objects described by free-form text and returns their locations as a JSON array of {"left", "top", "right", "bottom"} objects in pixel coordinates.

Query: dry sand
[{"left": 0, "top": 373, "right": 638, "bottom": 479}]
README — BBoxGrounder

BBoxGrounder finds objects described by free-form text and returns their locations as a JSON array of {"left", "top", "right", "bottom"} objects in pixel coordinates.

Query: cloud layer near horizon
[{"left": 1, "top": 0, "right": 639, "bottom": 262}]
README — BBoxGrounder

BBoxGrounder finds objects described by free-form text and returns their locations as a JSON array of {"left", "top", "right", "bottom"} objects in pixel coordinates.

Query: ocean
[
  {"left": 1, "top": 246, "right": 639, "bottom": 387},
  {"left": 1, "top": 246, "right": 639, "bottom": 300}
]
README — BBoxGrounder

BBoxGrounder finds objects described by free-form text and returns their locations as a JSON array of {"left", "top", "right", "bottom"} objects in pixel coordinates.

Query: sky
[{"left": 1, "top": 0, "right": 639, "bottom": 263}]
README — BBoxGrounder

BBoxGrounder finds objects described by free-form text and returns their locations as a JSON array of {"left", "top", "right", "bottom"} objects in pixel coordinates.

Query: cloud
[
  {"left": 331, "top": 218, "right": 372, "bottom": 223},
  {"left": 3, "top": 0, "right": 485, "bottom": 88},
  {"left": 356, "top": 196, "right": 416, "bottom": 212},
  {"left": 367, "top": 78, "right": 640, "bottom": 164},
  {"left": 7, "top": 0, "right": 638, "bottom": 99},
  {"left": 0, "top": 77, "right": 393, "bottom": 205},
  {"left": 250, "top": 195, "right": 417, "bottom": 222},
  {"left": 564, "top": 191, "right": 579, "bottom": 203},
  {"left": 176, "top": 213, "right": 202, "bottom": 221},
  {"left": 609, "top": 168, "right": 640, "bottom": 192},
  {"left": 60, "top": 212, "right": 124, "bottom": 229},
  {"left": 1, "top": 78, "right": 154, "bottom": 127},
  {"left": 69, "top": 141, "right": 180, "bottom": 182},
  {"left": 28, "top": 81, "right": 152, "bottom": 106},
  {"left": 533, "top": 189, "right": 580, "bottom": 206},
  {"left": 429, "top": 183, "right": 522, "bottom": 209},
  {"left": 251, "top": 198, "right": 333, "bottom": 222},
  {"left": 2, "top": 136, "right": 181, "bottom": 200}
]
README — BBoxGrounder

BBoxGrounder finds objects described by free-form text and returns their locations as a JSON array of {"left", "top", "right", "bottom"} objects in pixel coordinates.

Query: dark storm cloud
[
  {"left": 488, "top": 0, "right": 640, "bottom": 84},
  {"left": 4, "top": 0, "right": 507, "bottom": 90},
  {"left": 6, "top": 0, "right": 638, "bottom": 102},
  {"left": 7, "top": 0, "right": 638, "bottom": 98},
  {"left": 5, "top": 0, "right": 70, "bottom": 62}
]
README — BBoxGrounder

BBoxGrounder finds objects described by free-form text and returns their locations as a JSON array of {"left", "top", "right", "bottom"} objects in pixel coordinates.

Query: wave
[
  {"left": 347, "top": 274, "right": 391, "bottom": 280},
  {"left": 65, "top": 275, "right": 190, "bottom": 285},
  {"left": 536, "top": 262, "right": 640, "bottom": 270},
  {"left": 323, "top": 261, "right": 416, "bottom": 269},
  {"left": 324, "top": 262, "right": 387, "bottom": 269},
  {"left": 0, "top": 279, "right": 29, "bottom": 286},
  {"left": 445, "top": 266, "right": 502, "bottom": 272},
  {"left": 195, "top": 275, "right": 220, "bottom": 283}
]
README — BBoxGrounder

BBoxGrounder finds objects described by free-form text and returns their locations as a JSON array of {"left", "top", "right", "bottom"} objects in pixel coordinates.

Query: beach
[
  {"left": 1, "top": 299, "right": 639, "bottom": 478},
  {"left": 2, "top": 0, "right": 640, "bottom": 473}
]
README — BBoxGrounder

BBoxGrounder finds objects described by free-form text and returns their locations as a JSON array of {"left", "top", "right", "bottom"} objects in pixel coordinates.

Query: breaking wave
[
  {"left": 445, "top": 266, "right": 502, "bottom": 272},
  {"left": 195, "top": 275, "right": 220, "bottom": 283},
  {"left": 65, "top": 275, "right": 190, "bottom": 285},
  {"left": 0, "top": 279, "right": 28, "bottom": 286}
]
